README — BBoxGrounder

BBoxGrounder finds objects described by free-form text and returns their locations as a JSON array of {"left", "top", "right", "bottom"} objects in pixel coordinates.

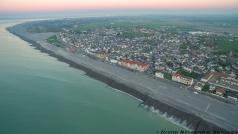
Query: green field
[
  {"left": 177, "top": 69, "right": 200, "bottom": 79},
  {"left": 47, "top": 35, "right": 63, "bottom": 47},
  {"left": 215, "top": 37, "right": 238, "bottom": 52}
]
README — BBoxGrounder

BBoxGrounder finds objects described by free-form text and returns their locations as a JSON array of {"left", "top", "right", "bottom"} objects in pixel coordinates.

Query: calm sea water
[{"left": 0, "top": 20, "right": 183, "bottom": 134}]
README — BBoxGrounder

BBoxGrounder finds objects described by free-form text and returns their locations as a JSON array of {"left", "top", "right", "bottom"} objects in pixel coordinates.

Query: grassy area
[
  {"left": 180, "top": 44, "right": 188, "bottom": 50},
  {"left": 28, "top": 26, "right": 63, "bottom": 33},
  {"left": 202, "top": 83, "right": 210, "bottom": 92},
  {"left": 26, "top": 21, "right": 65, "bottom": 33},
  {"left": 215, "top": 37, "right": 238, "bottom": 52},
  {"left": 164, "top": 72, "right": 172, "bottom": 80},
  {"left": 47, "top": 35, "right": 63, "bottom": 47},
  {"left": 25, "top": 16, "right": 238, "bottom": 34},
  {"left": 74, "top": 19, "right": 161, "bottom": 33},
  {"left": 119, "top": 31, "right": 152, "bottom": 39},
  {"left": 177, "top": 69, "right": 200, "bottom": 79},
  {"left": 142, "top": 23, "right": 160, "bottom": 29},
  {"left": 74, "top": 23, "right": 104, "bottom": 33}
]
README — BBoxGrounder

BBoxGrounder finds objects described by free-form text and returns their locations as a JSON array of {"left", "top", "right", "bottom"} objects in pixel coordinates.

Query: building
[
  {"left": 96, "top": 53, "right": 108, "bottom": 61},
  {"left": 205, "top": 72, "right": 238, "bottom": 93},
  {"left": 66, "top": 47, "right": 77, "bottom": 53},
  {"left": 118, "top": 59, "right": 150, "bottom": 72},
  {"left": 172, "top": 73, "right": 194, "bottom": 86},
  {"left": 201, "top": 72, "right": 214, "bottom": 82},
  {"left": 110, "top": 59, "right": 118, "bottom": 64},
  {"left": 215, "top": 87, "right": 225, "bottom": 96},
  {"left": 209, "top": 85, "right": 216, "bottom": 92},
  {"left": 155, "top": 72, "right": 164, "bottom": 79},
  {"left": 219, "top": 77, "right": 238, "bottom": 92},
  {"left": 194, "top": 82, "right": 205, "bottom": 91},
  {"left": 182, "top": 66, "right": 193, "bottom": 73}
]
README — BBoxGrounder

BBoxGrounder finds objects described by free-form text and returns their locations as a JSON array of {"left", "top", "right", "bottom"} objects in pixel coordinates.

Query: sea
[{"left": 0, "top": 20, "right": 184, "bottom": 134}]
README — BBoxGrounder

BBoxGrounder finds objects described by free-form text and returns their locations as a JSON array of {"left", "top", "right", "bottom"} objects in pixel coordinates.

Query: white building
[
  {"left": 194, "top": 82, "right": 205, "bottom": 91},
  {"left": 172, "top": 73, "right": 194, "bottom": 86},
  {"left": 155, "top": 72, "right": 164, "bottom": 79}
]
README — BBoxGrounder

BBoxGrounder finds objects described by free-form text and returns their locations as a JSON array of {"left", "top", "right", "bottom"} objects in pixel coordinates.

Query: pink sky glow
[{"left": 1, "top": 0, "right": 238, "bottom": 12}]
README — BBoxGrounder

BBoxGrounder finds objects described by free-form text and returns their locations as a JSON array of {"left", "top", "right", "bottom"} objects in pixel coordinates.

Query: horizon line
[{"left": 1, "top": 9, "right": 238, "bottom": 19}]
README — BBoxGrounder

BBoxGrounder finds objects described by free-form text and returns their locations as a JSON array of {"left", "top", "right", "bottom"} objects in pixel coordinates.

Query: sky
[{"left": 1, "top": 0, "right": 238, "bottom": 12}]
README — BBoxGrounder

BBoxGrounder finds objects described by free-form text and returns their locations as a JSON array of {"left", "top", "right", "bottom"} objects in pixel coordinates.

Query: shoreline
[{"left": 7, "top": 24, "right": 229, "bottom": 132}]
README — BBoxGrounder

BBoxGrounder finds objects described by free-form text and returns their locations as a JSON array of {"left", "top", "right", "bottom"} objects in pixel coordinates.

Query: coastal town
[
  {"left": 3, "top": 0, "right": 238, "bottom": 132},
  {"left": 8, "top": 16, "right": 238, "bottom": 131},
  {"left": 47, "top": 24, "right": 238, "bottom": 103}
]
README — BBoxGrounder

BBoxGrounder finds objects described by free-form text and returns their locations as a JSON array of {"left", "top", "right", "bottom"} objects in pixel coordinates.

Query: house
[
  {"left": 172, "top": 73, "right": 194, "bottom": 86},
  {"left": 110, "top": 59, "right": 118, "bottom": 64},
  {"left": 118, "top": 59, "right": 150, "bottom": 72},
  {"left": 96, "top": 53, "right": 108, "bottom": 60},
  {"left": 155, "top": 72, "right": 164, "bottom": 79},
  {"left": 215, "top": 87, "right": 225, "bottom": 96},
  {"left": 194, "top": 82, "right": 205, "bottom": 91},
  {"left": 219, "top": 77, "right": 238, "bottom": 92},
  {"left": 201, "top": 72, "right": 214, "bottom": 82},
  {"left": 209, "top": 85, "right": 216, "bottom": 92},
  {"left": 155, "top": 65, "right": 166, "bottom": 72},
  {"left": 205, "top": 72, "right": 237, "bottom": 93},
  {"left": 67, "top": 47, "right": 77, "bottom": 53},
  {"left": 182, "top": 66, "right": 193, "bottom": 73}
]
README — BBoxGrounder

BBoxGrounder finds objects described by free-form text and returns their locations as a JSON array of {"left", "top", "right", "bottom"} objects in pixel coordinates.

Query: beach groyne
[{"left": 7, "top": 24, "right": 230, "bottom": 132}]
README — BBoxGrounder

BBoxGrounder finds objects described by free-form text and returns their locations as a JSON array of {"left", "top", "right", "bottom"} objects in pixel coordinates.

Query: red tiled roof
[
  {"left": 216, "top": 87, "right": 225, "bottom": 94},
  {"left": 202, "top": 72, "right": 214, "bottom": 80},
  {"left": 172, "top": 73, "right": 193, "bottom": 80},
  {"left": 120, "top": 59, "right": 149, "bottom": 68},
  {"left": 172, "top": 73, "right": 181, "bottom": 77},
  {"left": 204, "top": 72, "right": 228, "bottom": 79}
]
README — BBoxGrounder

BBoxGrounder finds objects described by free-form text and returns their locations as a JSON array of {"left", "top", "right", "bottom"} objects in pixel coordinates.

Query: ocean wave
[{"left": 140, "top": 104, "right": 193, "bottom": 131}]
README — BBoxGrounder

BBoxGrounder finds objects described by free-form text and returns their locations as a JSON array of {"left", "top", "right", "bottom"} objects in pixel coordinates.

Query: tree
[
  {"left": 202, "top": 83, "right": 210, "bottom": 92},
  {"left": 164, "top": 73, "right": 172, "bottom": 80}
]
